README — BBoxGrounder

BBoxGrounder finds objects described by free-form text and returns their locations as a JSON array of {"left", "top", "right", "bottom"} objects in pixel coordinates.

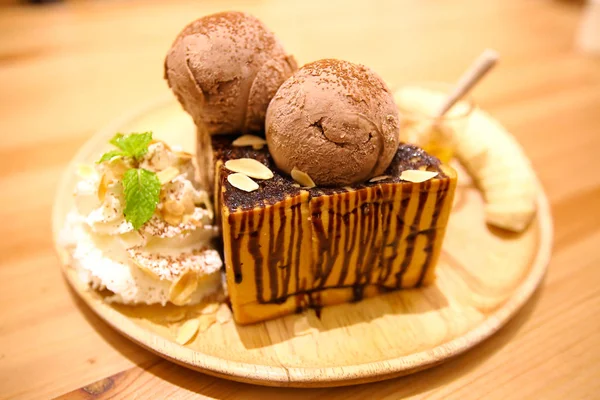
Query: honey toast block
[{"left": 212, "top": 136, "right": 456, "bottom": 324}]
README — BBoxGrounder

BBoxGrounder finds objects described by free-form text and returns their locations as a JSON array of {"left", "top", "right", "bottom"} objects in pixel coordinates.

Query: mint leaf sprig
[
  {"left": 98, "top": 149, "right": 126, "bottom": 164},
  {"left": 97, "top": 132, "right": 161, "bottom": 230},
  {"left": 98, "top": 132, "right": 153, "bottom": 163},
  {"left": 122, "top": 168, "right": 161, "bottom": 230}
]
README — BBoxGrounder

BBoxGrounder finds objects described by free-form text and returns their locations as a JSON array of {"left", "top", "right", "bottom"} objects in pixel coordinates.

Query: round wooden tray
[{"left": 52, "top": 97, "right": 553, "bottom": 388}]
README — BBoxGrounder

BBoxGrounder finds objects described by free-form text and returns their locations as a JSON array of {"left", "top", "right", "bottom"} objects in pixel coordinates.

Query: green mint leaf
[
  {"left": 122, "top": 168, "right": 160, "bottom": 230},
  {"left": 108, "top": 133, "right": 124, "bottom": 147},
  {"left": 97, "top": 150, "right": 126, "bottom": 164},
  {"left": 109, "top": 132, "right": 153, "bottom": 160}
]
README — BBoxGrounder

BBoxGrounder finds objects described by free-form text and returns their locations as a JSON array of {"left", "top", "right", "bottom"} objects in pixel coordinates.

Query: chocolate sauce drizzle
[
  {"left": 394, "top": 180, "right": 431, "bottom": 288},
  {"left": 336, "top": 194, "right": 356, "bottom": 286},
  {"left": 217, "top": 134, "right": 453, "bottom": 320},
  {"left": 416, "top": 179, "right": 450, "bottom": 286},
  {"left": 229, "top": 212, "right": 246, "bottom": 284},
  {"left": 293, "top": 200, "right": 303, "bottom": 298},
  {"left": 227, "top": 177, "right": 450, "bottom": 315},
  {"left": 248, "top": 207, "right": 265, "bottom": 303},
  {"left": 377, "top": 184, "right": 401, "bottom": 286}
]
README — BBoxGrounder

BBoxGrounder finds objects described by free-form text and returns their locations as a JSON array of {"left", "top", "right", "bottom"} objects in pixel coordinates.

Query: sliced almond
[
  {"left": 291, "top": 167, "right": 316, "bottom": 188},
  {"left": 97, "top": 173, "right": 109, "bottom": 202},
  {"left": 174, "top": 150, "right": 193, "bottom": 160},
  {"left": 168, "top": 270, "right": 199, "bottom": 306},
  {"left": 182, "top": 196, "right": 195, "bottom": 215},
  {"left": 164, "top": 309, "right": 187, "bottom": 323},
  {"left": 164, "top": 200, "right": 185, "bottom": 216},
  {"left": 176, "top": 318, "right": 200, "bottom": 345},
  {"left": 119, "top": 230, "right": 145, "bottom": 249},
  {"left": 198, "top": 314, "right": 217, "bottom": 333},
  {"left": 200, "top": 302, "right": 220, "bottom": 315},
  {"left": 163, "top": 213, "right": 183, "bottom": 226},
  {"left": 76, "top": 164, "right": 97, "bottom": 180},
  {"left": 150, "top": 139, "right": 172, "bottom": 151},
  {"left": 232, "top": 134, "right": 267, "bottom": 150},
  {"left": 369, "top": 175, "right": 391, "bottom": 183},
  {"left": 157, "top": 167, "right": 180, "bottom": 184},
  {"left": 293, "top": 315, "right": 318, "bottom": 336},
  {"left": 399, "top": 170, "right": 438, "bottom": 183},
  {"left": 108, "top": 158, "right": 129, "bottom": 181},
  {"left": 225, "top": 158, "right": 273, "bottom": 180},
  {"left": 227, "top": 173, "right": 259, "bottom": 192},
  {"left": 216, "top": 304, "right": 232, "bottom": 324},
  {"left": 129, "top": 255, "right": 161, "bottom": 280}
]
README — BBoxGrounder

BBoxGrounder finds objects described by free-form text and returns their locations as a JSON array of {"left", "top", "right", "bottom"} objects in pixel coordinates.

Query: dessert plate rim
[{"left": 53, "top": 96, "right": 553, "bottom": 387}]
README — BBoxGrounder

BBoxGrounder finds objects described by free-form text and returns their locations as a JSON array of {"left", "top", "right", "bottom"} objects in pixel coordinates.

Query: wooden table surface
[{"left": 1, "top": 0, "right": 599, "bottom": 398}]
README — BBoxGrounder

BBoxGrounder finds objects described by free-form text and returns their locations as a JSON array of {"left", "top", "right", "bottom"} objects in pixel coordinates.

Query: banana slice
[{"left": 394, "top": 86, "right": 537, "bottom": 232}]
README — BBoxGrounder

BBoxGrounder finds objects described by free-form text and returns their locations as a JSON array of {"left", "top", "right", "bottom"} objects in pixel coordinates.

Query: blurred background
[
  {"left": 1, "top": 0, "right": 598, "bottom": 207},
  {"left": 1, "top": 1, "right": 600, "bottom": 398}
]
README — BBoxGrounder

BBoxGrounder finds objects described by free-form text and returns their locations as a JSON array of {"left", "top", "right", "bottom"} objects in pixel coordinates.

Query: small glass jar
[{"left": 394, "top": 82, "right": 474, "bottom": 163}]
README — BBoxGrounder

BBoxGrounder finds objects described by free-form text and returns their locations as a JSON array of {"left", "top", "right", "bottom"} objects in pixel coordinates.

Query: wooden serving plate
[{"left": 52, "top": 97, "right": 552, "bottom": 387}]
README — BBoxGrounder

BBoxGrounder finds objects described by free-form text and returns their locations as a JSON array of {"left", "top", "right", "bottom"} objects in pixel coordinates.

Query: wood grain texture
[
  {"left": 51, "top": 99, "right": 551, "bottom": 387},
  {"left": 1, "top": 0, "right": 599, "bottom": 399}
]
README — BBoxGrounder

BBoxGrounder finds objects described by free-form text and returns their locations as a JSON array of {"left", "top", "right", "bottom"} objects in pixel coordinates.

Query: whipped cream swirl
[{"left": 60, "top": 142, "right": 222, "bottom": 305}]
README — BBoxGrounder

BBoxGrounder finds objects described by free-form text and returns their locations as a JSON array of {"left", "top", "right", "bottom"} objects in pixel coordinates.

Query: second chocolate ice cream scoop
[{"left": 265, "top": 59, "right": 400, "bottom": 187}]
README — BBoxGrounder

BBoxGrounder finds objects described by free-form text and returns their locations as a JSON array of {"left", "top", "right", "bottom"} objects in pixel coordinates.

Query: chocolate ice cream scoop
[
  {"left": 164, "top": 11, "right": 297, "bottom": 134},
  {"left": 265, "top": 59, "right": 400, "bottom": 187}
]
